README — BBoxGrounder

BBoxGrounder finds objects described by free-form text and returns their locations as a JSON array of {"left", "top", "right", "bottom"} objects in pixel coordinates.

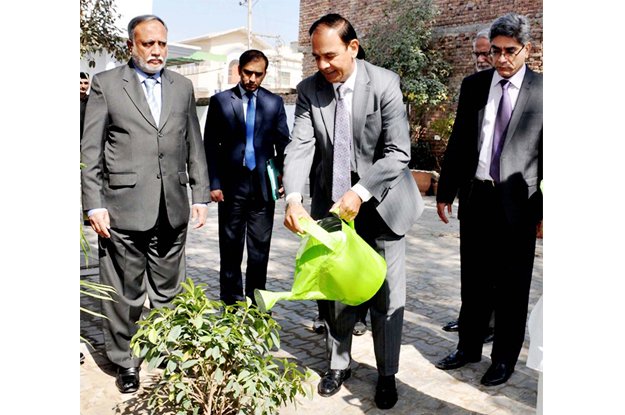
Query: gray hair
[
  {"left": 489, "top": 13, "right": 531, "bottom": 45},
  {"left": 472, "top": 28, "right": 490, "bottom": 49},
  {"left": 127, "top": 15, "right": 168, "bottom": 42}
]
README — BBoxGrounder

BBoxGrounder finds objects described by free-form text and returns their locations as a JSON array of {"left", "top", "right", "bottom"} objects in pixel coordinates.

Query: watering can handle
[
  {"left": 329, "top": 206, "right": 355, "bottom": 229},
  {"left": 298, "top": 217, "right": 342, "bottom": 251}
]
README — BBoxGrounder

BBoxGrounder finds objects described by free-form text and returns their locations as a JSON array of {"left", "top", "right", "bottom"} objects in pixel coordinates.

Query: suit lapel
[
  {"left": 121, "top": 63, "right": 158, "bottom": 130},
  {"left": 158, "top": 70, "right": 174, "bottom": 130},
  {"left": 253, "top": 88, "right": 264, "bottom": 142},
  {"left": 505, "top": 68, "right": 534, "bottom": 143},
  {"left": 352, "top": 60, "right": 370, "bottom": 144},
  {"left": 230, "top": 87, "right": 245, "bottom": 127},
  {"left": 316, "top": 75, "right": 336, "bottom": 143}
]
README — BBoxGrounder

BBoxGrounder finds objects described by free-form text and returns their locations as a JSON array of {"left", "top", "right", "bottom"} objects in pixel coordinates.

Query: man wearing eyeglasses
[
  {"left": 473, "top": 29, "right": 493, "bottom": 72},
  {"left": 434, "top": 13, "right": 542, "bottom": 387}
]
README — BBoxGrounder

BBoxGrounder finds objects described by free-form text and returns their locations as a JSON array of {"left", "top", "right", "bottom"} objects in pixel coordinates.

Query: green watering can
[{"left": 254, "top": 216, "right": 387, "bottom": 312}]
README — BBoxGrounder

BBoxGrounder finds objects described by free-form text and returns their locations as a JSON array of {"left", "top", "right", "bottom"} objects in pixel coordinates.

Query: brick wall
[{"left": 299, "top": 0, "right": 543, "bottom": 81}]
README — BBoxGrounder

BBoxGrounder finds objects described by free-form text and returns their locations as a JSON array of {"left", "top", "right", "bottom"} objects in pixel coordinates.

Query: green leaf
[
  {"left": 167, "top": 325, "right": 182, "bottom": 342},
  {"left": 180, "top": 359, "right": 198, "bottom": 370},
  {"left": 148, "top": 328, "right": 159, "bottom": 344}
]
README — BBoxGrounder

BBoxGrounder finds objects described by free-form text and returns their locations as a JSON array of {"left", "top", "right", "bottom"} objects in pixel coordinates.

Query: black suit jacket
[
  {"left": 204, "top": 85, "right": 290, "bottom": 202},
  {"left": 80, "top": 95, "right": 88, "bottom": 140},
  {"left": 437, "top": 67, "right": 543, "bottom": 225}
]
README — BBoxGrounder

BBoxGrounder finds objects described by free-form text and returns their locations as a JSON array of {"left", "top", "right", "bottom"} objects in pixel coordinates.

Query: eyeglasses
[
  {"left": 490, "top": 45, "right": 525, "bottom": 60},
  {"left": 473, "top": 51, "right": 490, "bottom": 58}
]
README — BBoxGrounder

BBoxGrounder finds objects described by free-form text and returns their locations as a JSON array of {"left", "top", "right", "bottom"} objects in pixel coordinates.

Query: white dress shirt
[{"left": 475, "top": 65, "right": 527, "bottom": 181}]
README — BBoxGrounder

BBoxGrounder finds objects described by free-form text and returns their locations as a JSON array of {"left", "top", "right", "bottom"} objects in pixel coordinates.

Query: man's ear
[{"left": 348, "top": 39, "right": 359, "bottom": 58}]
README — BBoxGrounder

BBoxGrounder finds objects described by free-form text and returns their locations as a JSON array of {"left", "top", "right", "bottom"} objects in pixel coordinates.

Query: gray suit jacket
[
  {"left": 81, "top": 61, "right": 210, "bottom": 231},
  {"left": 283, "top": 59, "right": 423, "bottom": 235}
]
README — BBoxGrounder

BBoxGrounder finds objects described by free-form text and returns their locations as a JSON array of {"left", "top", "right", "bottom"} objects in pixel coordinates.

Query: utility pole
[
  {"left": 247, "top": 0, "right": 252, "bottom": 49},
  {"left": 239, "top": 0, "right": 253, "bottom": 49}
]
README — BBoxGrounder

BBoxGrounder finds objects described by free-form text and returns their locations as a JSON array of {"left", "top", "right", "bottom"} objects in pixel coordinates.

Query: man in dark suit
[
  {"left": 434, "top": 13, "right": 543, "bottom": 387},
  {"left": 441, "top": 29, "right": 496, "bottom": 343},
  {"left": 81, "top": 15, "right": 210, "bottom": 393},
  {"left": 282, "top": 14, "right": 423, "bottom": 409},
  {"left": 80, "top": 72, "right": 90, "bottom": 140},
  {"left": 203, "top": 49, "right": 290, "bottom": 306}
]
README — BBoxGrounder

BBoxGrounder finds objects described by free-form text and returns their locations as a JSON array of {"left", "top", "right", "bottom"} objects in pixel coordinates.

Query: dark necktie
[
  {"left": 490, "top": 79, "right": 512, "bottom": 182},
  {"left": 332, "top": 84, "right": 351, "bottom": 202},
  {"left": 144, "top": 76, "right": 160, "bottom": 126},
  {"left": 245, "top": 91, "right": 256, "bottom": 170}
]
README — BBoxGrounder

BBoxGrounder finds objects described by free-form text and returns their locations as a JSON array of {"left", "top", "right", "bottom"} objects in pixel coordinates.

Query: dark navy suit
[{"left": 204, "top": 85, "right": 290, "bottom": 304}]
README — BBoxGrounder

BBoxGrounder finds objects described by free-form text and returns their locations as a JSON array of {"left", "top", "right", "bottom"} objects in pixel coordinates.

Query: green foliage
[
  {"left": 80, "top": 0, "right": 130, "bottom": 67},
  {"left": 131, "top": 278, "right": 313, "bottom": 415},
  {"left": 364, "top": 0, "right": 451, "bottom": 122},
  {"left": 429, "top": 113, "right": 455, "bottom": 142}
]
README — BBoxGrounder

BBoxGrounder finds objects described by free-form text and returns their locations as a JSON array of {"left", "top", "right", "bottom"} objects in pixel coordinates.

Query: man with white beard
[{"left": 80, "top": 14, "right": 209, "bottom": 394}]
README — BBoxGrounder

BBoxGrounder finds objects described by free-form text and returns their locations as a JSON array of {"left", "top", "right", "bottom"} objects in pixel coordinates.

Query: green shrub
[{"left": 131, "top": 278, "right": 313, "bottom": 415}]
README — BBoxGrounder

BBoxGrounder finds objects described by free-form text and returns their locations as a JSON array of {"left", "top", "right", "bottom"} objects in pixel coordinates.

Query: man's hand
[
  {"left": 210, "top": 189, "right": 224, "bottom": 202},
  {"left": 437, "top": 202, "right": 453, "bottom": 224},
  {"left": 284, "top": 202, "right": 311, "bottom": 234},
  {"left": 330, "top": 190, "right": 362, "bottom": 222},
  {"left": 191, "top": 205, "right": 209, "bottom": 229},
  {"left": 536, "top": 220, "right": 543, "bottom": 239},
  {"left": 89, "top": 210, "right": 111, "bottom": 238}
]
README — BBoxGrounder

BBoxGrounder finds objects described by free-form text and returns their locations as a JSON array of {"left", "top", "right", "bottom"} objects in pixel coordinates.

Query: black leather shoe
[
  {"left": 442, "top": 319, "right": 459, "bottom": 332},
  {"left": 375, "top": 375, "right": 398, "bottom": 409},
  {"left": 435, "top": 350, "right": 481, "bottom": 370},
  {"left": 353, "top": 321, "right": 367, "bottom": 336},
  {"left": 313, "top": 316, "right": 326, "bottom": 334},
  {"left": 318, "top": 369, "right": 351, "bottom": 397},
  {"left": 480, "top": 362, "right": 514, "bottom": 386},
  {"left": 115, "top": 367, "right": 140, "bottom": 393}
]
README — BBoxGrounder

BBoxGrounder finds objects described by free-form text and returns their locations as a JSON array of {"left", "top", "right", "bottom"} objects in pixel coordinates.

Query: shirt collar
[
  {"left": 332, "top": 59, "right": 358, "bottom": 94},
  {"left": 134, "top": 66, "right": 162, "bottom": 83},
  {"left": 238, "top": 84, "right": 257, "bottom": 98},
  {"left": 491, "top": 64, "right": 526, "bottom": 90}
]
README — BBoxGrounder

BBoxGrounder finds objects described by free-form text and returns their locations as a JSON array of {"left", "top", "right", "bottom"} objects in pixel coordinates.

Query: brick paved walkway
[{"left": 80, "top": 195, "right": 542, "bottom": 414}]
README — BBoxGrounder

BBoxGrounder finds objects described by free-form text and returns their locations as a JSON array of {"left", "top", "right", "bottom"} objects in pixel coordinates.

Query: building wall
[
  {"left": 177, "top": 32, "right": 303, "bottom": 98},
  {"left": 299, "top": 0, "right": 542, "bottom": 83}
]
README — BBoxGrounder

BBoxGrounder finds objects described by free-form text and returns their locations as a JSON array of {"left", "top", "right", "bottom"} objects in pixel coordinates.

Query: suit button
[
  {"left": 159, "top": 153, "right": 164, "bottom": 159},
  {"left": 156, "top": 174, "right": 161, "bottom": 179},
  {"left": 158, "top": 133, "right": 163, "bottom": 138}
]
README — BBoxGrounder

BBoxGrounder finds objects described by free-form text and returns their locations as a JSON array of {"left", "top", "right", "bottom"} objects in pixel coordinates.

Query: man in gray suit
[
  {"left": 282, "top": 13, "right": 423, "bottom": 410},
  {"left": 81, "top": 15, "right": 209, "bottom": 394},
  {"left": 434, "top": 13, "right": 542, "bottom": 387}
]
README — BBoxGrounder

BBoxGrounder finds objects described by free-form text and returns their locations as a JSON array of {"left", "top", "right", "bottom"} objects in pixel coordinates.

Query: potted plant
[{"left": 131, "top": 278, "right": 313, "bottom": 415}]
